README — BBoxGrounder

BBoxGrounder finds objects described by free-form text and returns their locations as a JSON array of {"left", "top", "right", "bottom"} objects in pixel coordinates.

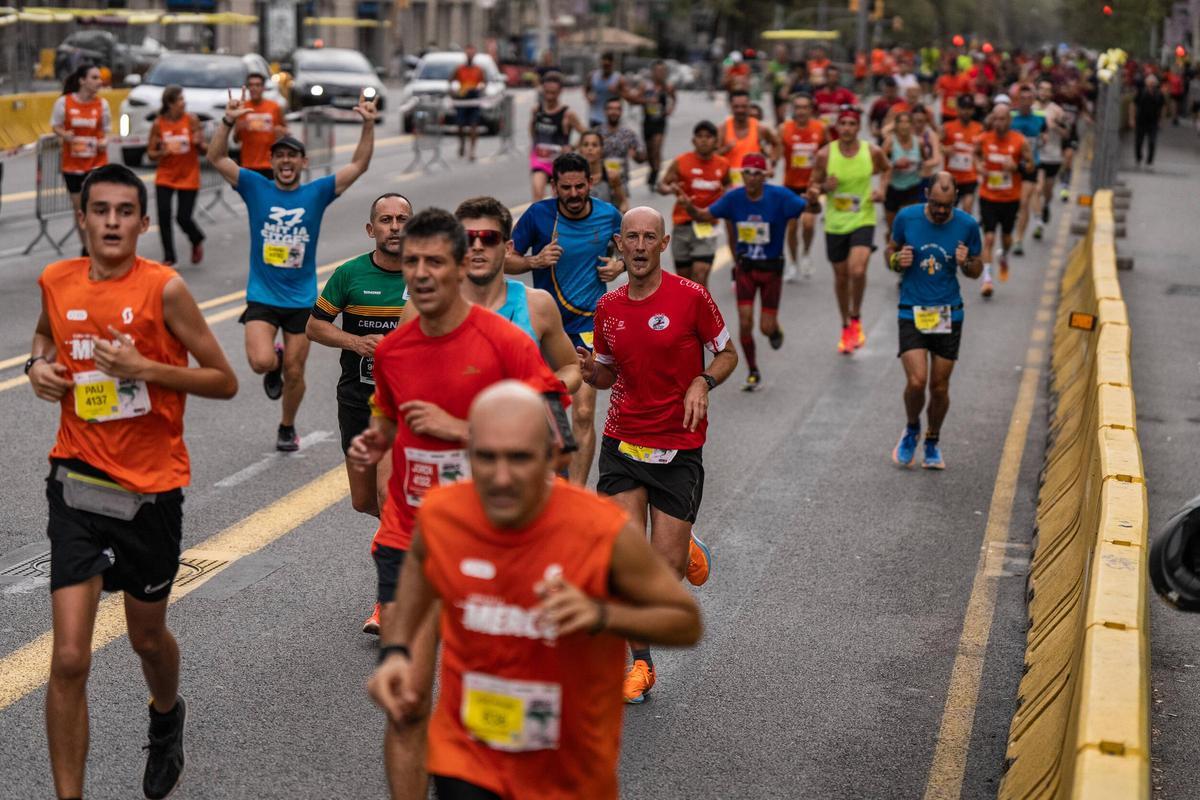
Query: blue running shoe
[
  {"left": 892, "top": 425, "right": 920, "bottom": 467},
  {"left": 922, "top": 439, "right": 946, "bottom": 470}
]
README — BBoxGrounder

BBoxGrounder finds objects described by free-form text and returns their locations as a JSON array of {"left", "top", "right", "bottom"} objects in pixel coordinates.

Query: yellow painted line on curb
[
  {"left": 921, "top": 209, "right": 1072, "bottom": 800},
  {"left": 0, "top": 465, "right": 349, "bottom": 713}
]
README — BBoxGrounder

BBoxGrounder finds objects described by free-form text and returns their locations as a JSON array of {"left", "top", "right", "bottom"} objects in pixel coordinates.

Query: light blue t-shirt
[
  {"left": 891, "top": 205, "right": 982, "bottom": 322},
  {"left": 707, "top": 184, "right": 807, "bottom": 264},
  {"left": 235, "top": 168, "right": 338, "bottom": 308},
  {"left": 496, "top": 279, "right": 538, "bottom": 343},
  {"left": 1010, "top": 110, "right": 1047, "bottom": 164}
]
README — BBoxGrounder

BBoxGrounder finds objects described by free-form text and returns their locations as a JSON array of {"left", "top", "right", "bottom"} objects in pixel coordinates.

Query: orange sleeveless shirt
[
  {"left": 977, "top": 130, "right": 1026, "bottom": 203},
  {"left": 154, "top": 114, "right": 201, "bottom": 191},
  {"left": 671, "top": 151, "right": 729, "bottom": 225},
  {"left": 39, "top": 257, "right": 190, "bottom": 493},
  {"left": 419, "top": 479, "right": 628, "bottom": 799},
  {"left": 779, "top": 118, "right": 827, "bottom": 189},
  {"left": 723, "top": 116, "right": 762, "bottom": 171},
  {"left": 942, "top": 119, "right": 983, "bottom": 185},
  {"left": 61, "top": 94, "right": 109, "bottom": 175}
]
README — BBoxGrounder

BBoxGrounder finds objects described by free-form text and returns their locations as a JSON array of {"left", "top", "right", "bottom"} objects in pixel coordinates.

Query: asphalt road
[{"left": 0, "top": 88, "right": 1067, "bottom": 799}]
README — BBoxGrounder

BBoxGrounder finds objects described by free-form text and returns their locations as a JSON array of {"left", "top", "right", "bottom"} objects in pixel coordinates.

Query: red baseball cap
[{"left": 741, "top": 153, "right": 768, "bottom": 172}]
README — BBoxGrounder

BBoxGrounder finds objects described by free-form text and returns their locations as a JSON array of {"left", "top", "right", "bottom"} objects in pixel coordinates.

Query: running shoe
[
  {"left": 276, "top": 424, "right": 299, "bottom": 452},
  {"left": 783, "top": 262, "right": 799, "bottom": 283},
  {"left": 1012, "top": 242, "right": 1024, "bottom": 257},
  {"left": 623, "top": 659, "right": 656, "bottom": 704},
  {"left": 743, "top": 369, "right": 762, "bottom": 391},
  {"left": 363, "top": 603, "right": 382, "bottom": 636},
  {"left": 998, "top": 252, "right": 1010, "bottom": 283},
  {"left": 799, "top": 254, "right": 815, "bottom": 279},
  {"left": 891, "top": 425, "right": 920, "bottom": 467},
  {"left": 143, "top": 697, "right": 186, "bottom": 800},
  {"left": 686, "top": 533, "right": 713, "bottom": 586},
  {"left": 1060, "top": 187, "right": 1070, "bottom": 203},
  {"left": 263, "top": 343, "right": 284, "bottom": 400},
  {"left": 837, "top": 325, "right": 854, "bottom": 354},
  {"left": 1042, "top": 206, "right": 1051, "bottom": 225},
  {"left": 768, "top": 327, "right": 785, "bottom": 350},
  {"left": 850, "top": 318, "right": 866, "bottom": 349},
  {"left": 981, "top": 278, "right": 994, "bottom": 298},
  {"left": 922, "top": 440, "right": 946, "bottom": 470},
  {"left": 191, "top": 242, "right": 204, "bottom": 264},
  {"left": 1033, "top": 223, "right": 1043, "bottom": 240}
]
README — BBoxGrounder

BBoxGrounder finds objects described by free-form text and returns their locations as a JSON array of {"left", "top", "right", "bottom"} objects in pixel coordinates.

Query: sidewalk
[{"left": 1116, "top": 123, "right": 1200, "bottom": 800}]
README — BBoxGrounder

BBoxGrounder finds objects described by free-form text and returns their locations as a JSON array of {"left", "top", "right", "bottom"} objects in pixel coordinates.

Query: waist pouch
[{"left": 54, "top": 465, "right": 158, "bottom": 522}]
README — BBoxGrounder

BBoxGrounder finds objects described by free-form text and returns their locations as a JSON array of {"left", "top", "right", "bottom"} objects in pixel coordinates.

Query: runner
[
  {"left": 528, "top": 72, "right": 586, "bottom": 202},
  {"left": 209, "top": 86, "right": 377, "bottom": 451},
  {"left": 885, "top": 172, "right": 983, "bottom": 469},
  {"left": 717, "top": 89, "right": 780, "bottom": 186},
  {"left": 451, "top": 45, "right": 487, "bottom": 161},
  {"left": 597, "top": 98, "right": 647, "bottom": 195},
  {"left": 586, "top": 52, "right": 628, "bottom": 128},
  {"left": 26, "top": 163, "right": 238, "bottom": 800},
  {"left": 869, "top": 77, "right": 902, "bottom": 143},
  {"left": 678, "top": 153, "right": 806, "bottom": 389},
  {"left": 51, "top": 65, "right": 111, "bottom": 255},
  {"left": 935, "top": 63, "right": 972, "bottom": 125},
  {"left": 509, "top": 152, "right": 625, "bottom": 485},
  {"left": 656, "top": 120, "right": 730, "bottom": 289},
  {"left": 813, "top": 65, "right": 858, "bottom": 126},
  {"left": 767, "top": 44, "right": 793, "bottom": 125},
  {"left": 636, "top": 60, "right": 676, "bottom": 189},
  {"left": 367, "top": 381, "right": 702, "bottom": 798},
  {"left": 232, "top": 71, "right": 287, "bottom": 179},
  {"left": 1132, "top": 74, "right": 1166, "bottom": 169},
  {"left": 1008, "top": 85, "right": 1046, "bottom": 256},
  {"left": 146, "top": 84, "right": 206, "bottom": 267},
  {"left": 881, "top": 111, "right": 925, "bottom": 241},
  {"left": 1055, "top": 79, "right": 1085, "bottom": 202},
  {"left": 582, "top": 206, "right": 735, "bottom": 703},
  {"left": 1033, "top": 79, "right": 1068, "bottom": 239},
  {"left": 347, "top": 209, "right": 571, "bottom": 800},
  {"left": 974, "top": 102, "right": 1032, "bottom": 297},
  {"left": 808, "top": 107, "right": 890, "bottom": 354},
  {"left": 941, "top": 94, "right": 984, "bottom": 213},
  {"left": 579, "top": 130, "right": 628, "bottom": 211},
  {"left": 776, "top": 93, "right": 827, "bottom": 280}
]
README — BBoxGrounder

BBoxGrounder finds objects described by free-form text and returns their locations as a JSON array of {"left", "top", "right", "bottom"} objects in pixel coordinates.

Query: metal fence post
[
  {"left": 23, "top": 134, "right": 76, "bottom": 256},
  {"left": 302, "top": 108, "right": 335, "bottom": 181},
  {"left": 493, "top": 94, "right": 516, "bottom": 158}
]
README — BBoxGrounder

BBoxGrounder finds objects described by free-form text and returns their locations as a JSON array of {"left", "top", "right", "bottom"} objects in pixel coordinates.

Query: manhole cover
[
  {"left": 0, "top": 551, "right": 52, "bottom": 578},
  {"left": 1165, "top": 284, "right": 1200, "bottom": 297},
  {"left": 0, "top": 551, "right": 228, "bottom": 586}
]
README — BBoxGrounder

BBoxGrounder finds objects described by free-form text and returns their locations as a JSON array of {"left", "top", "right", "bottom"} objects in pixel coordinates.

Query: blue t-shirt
[
  {"left": 1010, "top": 111, "right": 1046, "bottom": 164},
  {"left": 235, "top": 169, "right": 339, "bottom": 308},
  {"left": 511, "top": 197, "right": 623, "bottom": 334},
  {"left": 707, "top": 184, "right": 806, "bottom": 263},
  {"left": 891, "top": 205, "right": 982, "bottom": 322}
]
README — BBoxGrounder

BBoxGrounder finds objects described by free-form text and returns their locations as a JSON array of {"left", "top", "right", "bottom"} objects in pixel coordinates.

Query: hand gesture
[
  {"left": 367, "top": 652, "right": 422, "bottom": 724},
  {"left": 92, "top": 328, "right": 148, "bottom": 381},
  {"left": 28, "top": 360, "right": 73, "bottom": 402},
  {"left": 225, "top": 87, "right": 251, "bottom": 121},
  {"left": 576, "top": 346, "right": 597, "bottom": 384},
  {"left": 355, "top": 91, "right": 379, "bottom": 123},
  {"left": 347, "top": 427, "right": 391, "bottom": 470},
  {"left": 596, "top": 256, "right": 624, "bottom": 283},
  {"left": 535, "top": 242, "right": 563, "bottom": 269},
  {"left": 398, "top": 400, "right": 463, "bottom": 441},
  {"left": 682, "top": 375, "right": 710, "bottom": 431},
  {"left": 896, "top": 244, "right": 915, "bottom": 269},
  {"left": 535, "top": 575, "right": 602, "bottom": 638},
  {"left": 955, "top": 241, "right": 968, "bottom": 266},
  {"left": 353, "top": 334, "right": 384, "bottom": 358}
]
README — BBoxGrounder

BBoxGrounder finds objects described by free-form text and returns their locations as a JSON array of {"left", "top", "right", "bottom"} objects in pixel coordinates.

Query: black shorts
[
  {"left": 898, "top": 317, "right": 963, "bottom": 361},
  {"left": 239, "top": 301, "right": 310, "bottom": 335},
  {"left": 643, "top": 119, "right": 667, "bottom": 139},
  {"left": 979, "top": 199, "right": 1019, "bottom": 235},
  {"left": 456, "top": 91, "right": 483, "bottom": 127},
  {"left": 825, "top": 226, "right": 876, "bottom": 263},
  {"left": 885, "top": 184, "right": 924, "bottom": 213},
  {"left": 955, "top": 181, "right": 978, "bottom": 196},
  {"left": 337, "top": 400, "right": 370, "bottom": 454},
  {"left": 1039, "top": 162, "right": 1062, "bottom": 179},
  {"left": 1020, "top": 167, "right": 1038, "bottom": 183},
  {"left": 596, "top": 436, "right": 704, "bottom": 523},
  {"left": 372, "top": 542, "right": 406, "bottom": 604},
  {"left": 63, "top": 172, "right": 87, "bottom": 194},
  {"left": 46, "top": 459, "right": 183, "bottom": 602},
  {"left": 432, "top": 776, "right": 501, "bottom": 800}
]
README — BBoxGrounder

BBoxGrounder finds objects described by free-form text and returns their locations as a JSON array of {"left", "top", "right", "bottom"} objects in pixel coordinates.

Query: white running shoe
[
  {"left": 800, "top": 254, "right": 814, "bottom": 279},
  {"left": 784, "top": 262, "right": 799, "bottom": 283}
]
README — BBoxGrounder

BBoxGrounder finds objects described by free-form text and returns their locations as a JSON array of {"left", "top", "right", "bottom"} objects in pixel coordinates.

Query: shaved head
[
  {"left": 617, "top": 206, "right": 669, "bottom": 282},
  {"left": 621, "top": 206, "right": 665, "bottom": 236},
  {"left": 926, "top": 171, "right": 957, "bottom": 223},
  {"left": 469, "top": 381, "right": 551, "bottom": 449},
  {"left": 930, "top": 171, "right": 957, "bottom": 197},
  {"left": 468, "top": 381, "right": 555, "bottom": 528}
]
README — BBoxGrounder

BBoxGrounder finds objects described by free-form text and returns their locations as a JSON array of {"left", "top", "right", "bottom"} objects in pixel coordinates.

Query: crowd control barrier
[
  {"left": 998, "top": 191, "right": 1149, "bottom": 799},
  {"left": 302, "top": 108, "right": 335, "bottom": 180},
  {"left": 23, "top": 134, "right": 77, "bottom": 255}
]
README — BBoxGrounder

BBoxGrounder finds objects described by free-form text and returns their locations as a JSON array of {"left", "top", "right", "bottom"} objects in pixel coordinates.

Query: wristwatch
[
  {"left": 24, "top": 355, "right": 46, "bottom": 375},
  {"left": 699, "top": 373, "right": 717, "bottom": 391}
]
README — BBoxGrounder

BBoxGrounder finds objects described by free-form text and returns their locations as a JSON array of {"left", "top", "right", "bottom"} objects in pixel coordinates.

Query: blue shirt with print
[
  {"left": 511, "top": 197, "right": 623, "bottom": 334},
  {"left": 891, "top": 205, "right": 982, "bottom": 322},
  {"left": 236, "top": 169, "right": 338, "bottom": 308},
  {"left": 707, "top": 184, "right": 806, "bottom": 264},
  {"left": 1010, "top": 110, "right": 1047, "bottom": 164}
]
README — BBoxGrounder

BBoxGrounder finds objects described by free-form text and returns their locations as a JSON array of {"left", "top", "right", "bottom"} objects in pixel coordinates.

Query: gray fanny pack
[{"left": 55, "top": 466, "right": 157, "bottom": 522}]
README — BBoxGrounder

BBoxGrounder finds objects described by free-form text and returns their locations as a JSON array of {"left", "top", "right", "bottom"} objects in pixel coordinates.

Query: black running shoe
[
  {"left": 276, "top": 424, "right": 300, "bottom": 452},
  {"left": 742, "top": 369, "right": 762, "bottom": 392},
  {"left": 768, "top": 327, "right": 784, "bottom": 350},
  {"left": 262, "top": 343, "right": 284, "bottom": 400},
  {"left": 143, "top": 697, "right": 186, "bottom": 800}
]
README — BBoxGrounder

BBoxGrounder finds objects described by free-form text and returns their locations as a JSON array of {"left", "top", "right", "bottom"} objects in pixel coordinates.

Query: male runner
[
  {"left": 528, "top": 72, "right": 585, "bottom": 202},
  {"left": 27, "top": 164, "right": 238, "bottom": 800},
  {"left": 348, "top": 209, "right": 570, "bottom": 800},
  {"left": 813, "top": 65, "right": 857, "bottom": 126},
  {"left": 597, "top": 97, "right": 646, "bottom": 194},
  {"left": 885, "top": 172, "right": 983, "bottom": 470},
  {"left": 232, "top": 71, "right": 287, "bottom": 179},
  {"left": 679, "top": 152, "right": 804, "bottom": 389},
  {"left": 209, "top": 86, "right": 376, "bottom": 451},
  {"left": 367, "top": 381, "right": 702, "bottom": 798},
  {"left": 582, "top": 206, "right": 735, "bottom": 703},
  {"left": 808, "top": 107, "right": 890, "bottom": 354},
  {"left": 1032, "top": 79, "right": 1068, "bottom": 239},
  {"left": 942, "top": 94, "right": 983, "bottom": 212},
  {"left": 777, "top": 93, "right": 827, "bottom": 280},
  {"left": 586, "top": 52, "right": 628, "bottom": 128},
  {"left": 718, "top": 89, "right": 780, "bottom": 186},
  {"left": 637, "top": 60, "right": 676, "bottom": 188},
  {"left": 656, "top": 120, "right": 731, "bottom": 289},
  {"left": 1008, "top": 85, "right": 1046, "bottom": 256},
  {"left": 52, "top": 65, "right": 110, "bottom": 254},
  {"left": 508, "top": 152, "right": 624, "bottom": 484},
  {"left": 974, "top": 103, "right": 1031, "bottom": 297},
  {"left": 451, "top": 45, "right": 486, "bottom": 161},
  {"left": 869, "top": 77, "right": 901, "bottom": 143}
]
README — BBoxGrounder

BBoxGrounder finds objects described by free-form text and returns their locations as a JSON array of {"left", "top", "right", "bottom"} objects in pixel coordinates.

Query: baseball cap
[
  {"left": 993, "top": 93, "right": 1012, "bottom": 106},
  {"left": 270, "top": 135, "right": 306, "bottom": 156},
  {"left": 741, "top": 153, "right": 768, "bottom": 172}
]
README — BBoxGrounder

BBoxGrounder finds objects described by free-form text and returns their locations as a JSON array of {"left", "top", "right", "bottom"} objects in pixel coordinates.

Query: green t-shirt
[{"left": 311, "top": 251, "right": 408, "bottom": 405}]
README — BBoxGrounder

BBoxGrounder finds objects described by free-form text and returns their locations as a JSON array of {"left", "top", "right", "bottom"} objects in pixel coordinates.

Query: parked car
[
  {"left": 289, "top": 47, "right": 386, "bottom": 117},
  {"left": 55, "top": 30, "right": 162, "bottom": 83},
  {"left": 397, "top": 52, "right": 507, "bottom": 134},
  {"left": 118, "top": 52, "right": 284, "bottom": 167}
]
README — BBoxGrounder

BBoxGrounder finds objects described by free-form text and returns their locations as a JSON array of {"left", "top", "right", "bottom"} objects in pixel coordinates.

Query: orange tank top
[
  {"left": 419, "top": 480, "right": 628, "bottom": 799},
  {"left": 40, "top": 257, "right": 190, "bottom": 493},
  {"left": 671, "top": 151, "right": 729, "bottom": 225},
  {"left": 61, "top": 94, "right": 109, "bottom": 174},
  {"left": 723, "top": 116, "right": 762, "bottom": 182},
  {"left": 154, "top": 114, "right": 201, "bottom": 191},
  {"left": 943, "top": 119, "right": 982, "bottom": 184},
  {"left": 779, "top": 118, "right": 827, "bottom": 189},
  {"left": 977, "top": 130, "right": 1026, "bottom": 203},
  {"left": 237, "top": 99, "right": 282, "bottom": 170}
]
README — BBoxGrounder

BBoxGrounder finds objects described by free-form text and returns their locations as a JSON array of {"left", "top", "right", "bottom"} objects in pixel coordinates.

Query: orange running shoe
[
  {"left": 363, "top": 603, "right": 381, "bottom": 636},
  {"left": 837, "top": 325, "right": 854, "bottom": 354},
  {"left": 686, "top": 533, "right": 712, "bottom": 586},
  {"left": 850, "top": 318, "right": 866, "bottom": 349},
  {"left": 623, "top": 659, "right": 656, "bottom": 704},
  {"left": 998, "top": 252, "right": 1010, "bottom": 283}
]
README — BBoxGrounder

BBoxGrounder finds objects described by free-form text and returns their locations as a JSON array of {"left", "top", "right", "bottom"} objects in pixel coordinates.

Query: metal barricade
[
  {"left": 402, "top": 97, "right": 450, "bottom": 174},
  {"left": 302, "top": 108, "right": 336, "bottom": 180},
  {"left": 493, "top": 93, "right": 517, "bottom": 158},
  {"left": 195, "top": 160, "right": 237, "bottom": 223},
  {"left": 23, "top": 134, "right": 77, "bottom": 255},
  {"left": 1089, "top": 78, "right": 1123, "bottom": 193}
]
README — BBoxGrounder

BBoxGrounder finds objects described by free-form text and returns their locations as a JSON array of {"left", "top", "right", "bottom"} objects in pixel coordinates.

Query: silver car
[{"left": 398, "top": 52, "right": 506, "bottom": 134}]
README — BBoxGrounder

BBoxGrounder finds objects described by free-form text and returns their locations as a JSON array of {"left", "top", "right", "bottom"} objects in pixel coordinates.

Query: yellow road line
[
  {"left": 921, "top": 209, "right": 1072, "bottom": 800},
  {"left": 0, "top": 465, "right": 349, "bottom": 713}
]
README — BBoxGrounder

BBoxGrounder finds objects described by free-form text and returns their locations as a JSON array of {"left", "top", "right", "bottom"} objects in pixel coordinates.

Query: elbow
[{"left": 216, "top": 372, "right": 239, "bottom": 400}]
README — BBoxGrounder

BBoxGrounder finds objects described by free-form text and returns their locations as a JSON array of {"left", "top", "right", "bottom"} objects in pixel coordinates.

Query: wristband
[
  {"left": 221, "top": 116, "right": 235, "bottom": 127},
  {"left": 587, "top": 600, "right": 608, "bottom": 635},
  {"left": 377, "top": 644, "right": 411, "bottom": 663},
  {"left": 24, "top": 355, "right": 47, "bottom": 375},
  {"left": 888, "top": 251, "right": 904, "bottom": 273},
  {"left": 699, "top": 373, "right": 717, "bottom": 391}
]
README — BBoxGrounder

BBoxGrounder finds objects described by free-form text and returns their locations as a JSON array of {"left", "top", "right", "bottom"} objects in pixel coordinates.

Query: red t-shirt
[
  {"left": 593, "top": 272, "right": 730, "bottom": 451},
  {"left": 371, "top": 305, "right": 566, "bottom": 551},
  {"left": 814, "top": 86, "right": 858, "bottom": 124}
]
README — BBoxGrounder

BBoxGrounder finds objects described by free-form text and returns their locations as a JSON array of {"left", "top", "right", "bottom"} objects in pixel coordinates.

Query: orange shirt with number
[
  {"left": 671, "top": 151, "right": 729, "bottom": 225},
  {"left": 39, "top": 257, "right": 190, "bottom": 493},
  {"left": 420, "top": 479, "right": 628, "bottom": 799},
  {"left": 153, "top": 114, "right": 201, "bottom": 191},
  {"left": 778, "top": 118, "right": 827, "bottom": 189},
  {"left": 236, "top": 99, "right": 284, "bottom": 170},
  {"left": 61, "top": 94, "right": 110, "bottom": 175},
  {"left": 976, "top": 130, "right": 1027, "bottom": 203},
  {"left": 722, "top": 116, "right": 763, "bottom": 186},
  {"left": 454, "top": 64, "right": 486, "bottom": 94},
  {"left": 936, "top": 72, "right": 971, "bottom": 121},
  {"left": 942, "top": 118, "right": 983, "bottom": 185}
]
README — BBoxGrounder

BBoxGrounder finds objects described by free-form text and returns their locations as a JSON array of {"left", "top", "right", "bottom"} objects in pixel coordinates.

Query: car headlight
[
  {"left": 363, "top": 86, "right": 377, "bottom": 99},
  {"left": 310, "top": 84, "right": 324, "bottom": 96},
  {"left": 119, "top": 114, "right": 130, "bottom": 137}
]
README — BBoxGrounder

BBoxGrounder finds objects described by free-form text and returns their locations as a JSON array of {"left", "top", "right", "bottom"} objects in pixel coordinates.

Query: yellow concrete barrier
[
  {"left": 0, "top": 88, "right": 130, "bottom": 151},
  {"left": 999, "top": 191, "right": 1149, "bottom": 800}
]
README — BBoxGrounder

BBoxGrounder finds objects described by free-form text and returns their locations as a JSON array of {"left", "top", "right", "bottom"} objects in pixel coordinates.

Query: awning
[
  {"left": 559, "top": 26, "right": 655, "bottom": 52},
  {"left": 761, "top": 29, "right": 841, "bottom": 41},
  {"left": 304, "top": 16, "right": 391, "bottom": 28}
]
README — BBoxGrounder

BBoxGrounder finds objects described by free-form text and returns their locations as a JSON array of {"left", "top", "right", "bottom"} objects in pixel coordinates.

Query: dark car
[
  {"left": 55, "top": 30, "right": 148, "bottom": 83},
  {"left": 290, "top": 48, "right": 386, "bottom": 116}
]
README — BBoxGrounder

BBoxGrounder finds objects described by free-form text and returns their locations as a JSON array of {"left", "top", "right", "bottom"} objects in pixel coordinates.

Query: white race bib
[
  {"left": 948, "top": 151, "right": 972, "bottom": 172},
  {"left": 831, "top": 193, "right": 862, "bottom": 214},
  {"left": 73, "top": 369, "right": 151, "bottom": 423},
  {"left": 69, "top": 138, "right": 98, "bottom": 159},
  {"left": 402, "top": 447, "right": 469, "bottom": 507}
]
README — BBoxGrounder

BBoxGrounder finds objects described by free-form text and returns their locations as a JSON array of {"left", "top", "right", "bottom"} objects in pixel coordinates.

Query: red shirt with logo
[{"left": 593, "top": 272, "right": 730, "bottom": 451}]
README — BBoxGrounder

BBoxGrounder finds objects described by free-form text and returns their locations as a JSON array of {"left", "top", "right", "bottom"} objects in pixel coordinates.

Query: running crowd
[{"left": 26, "top": 41, "right": 1132, "bottom": 800}]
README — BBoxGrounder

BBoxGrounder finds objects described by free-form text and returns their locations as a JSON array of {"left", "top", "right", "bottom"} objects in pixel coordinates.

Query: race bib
[
  {"left": 603, "top": 158, "right": 623, "bottom": 177},
  {"left": 69, "top": 138, "right": 98, "bottom": 159},
  {"left": 402, "top": 447, "right": 469, "bottom": 507},
  {"left": 831, "top": 193, "right": 862, "bottom": 214},
  {"left": 729, "top": 168, "right": 744, "bottom": 186},
  {"left": 617, "top": 440, "right": 678, "bottom": 464},
  {"left": 262, "top": 241, "right": 305, "bottom": 269},
  {"left": 986, "top": 171, "right": 1012, "bottom": 191},
  {"left": 73, "top": 369, "right": 151, "bottom": 423},
  {"left": 164, "top": 134, "right": 190, "bottom": 155},
  {"left": 948, "top": 151, "right": 972, "bottom": 172},
  {"left": 691, "top": 221, "right": 717, "bottom": 239},
  {"left": 645, "top": 103, "right": 662, "bottom": 117},
  {"left": 735, "top": 221, "right": 769, "bottom": 245},
  {"left": 246, "top": 113, "right": 274, "bottom": 133},
  {"left": 913, "top": 305, "right": 953, "bottom": 334},
  {"left": 358, "top": 356, "right": 375, "bottom": 385},
  {"left": 461, "top": 672, "right": 562, "bottom": 753},
  {"left": 790, "top": 148, "right": 813, "bottom": 169}
]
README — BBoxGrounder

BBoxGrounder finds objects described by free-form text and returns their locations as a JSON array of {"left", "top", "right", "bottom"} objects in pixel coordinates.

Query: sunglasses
[{"left": 465, "top": 229, "right": 504, "bottom": 247}]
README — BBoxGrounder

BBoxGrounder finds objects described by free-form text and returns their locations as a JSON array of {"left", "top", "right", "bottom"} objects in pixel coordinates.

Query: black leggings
[
  {"left": 155, "top": 184, "right": 204, "bottom": 264},
  {"left": 433, "top": 775, "right": 502, "bottom": 800},
  {"left": 1134, "top": 124, "right": 1158, "bottom": 165}
]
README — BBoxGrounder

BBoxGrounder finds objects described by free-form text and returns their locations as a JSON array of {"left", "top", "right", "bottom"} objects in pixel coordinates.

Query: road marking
[
  {"left": 214, "top": 430, "right": 333, "bottom": 487},
  {"left": 0, "top": 465, "right": 349, "bottom": 713},
  {"left": 921, "top": 207, "right": 1072, "bottom": 800}
]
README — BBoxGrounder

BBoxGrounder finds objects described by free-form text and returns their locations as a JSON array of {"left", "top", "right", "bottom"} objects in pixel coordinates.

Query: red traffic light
[
  {"left": 1102, "top": 4, "right": 1113, "bottom": 14},
  {"left": 952, "top": 34, "right": 965, "bottom": 47},
  {"left": 1177, "top": 45, "right": 1187, "bottom": 58}
]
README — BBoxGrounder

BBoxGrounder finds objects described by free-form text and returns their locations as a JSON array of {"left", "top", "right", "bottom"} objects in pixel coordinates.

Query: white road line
[{"left": 213, "top": 430, "right": 334, "bottom": 488}]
